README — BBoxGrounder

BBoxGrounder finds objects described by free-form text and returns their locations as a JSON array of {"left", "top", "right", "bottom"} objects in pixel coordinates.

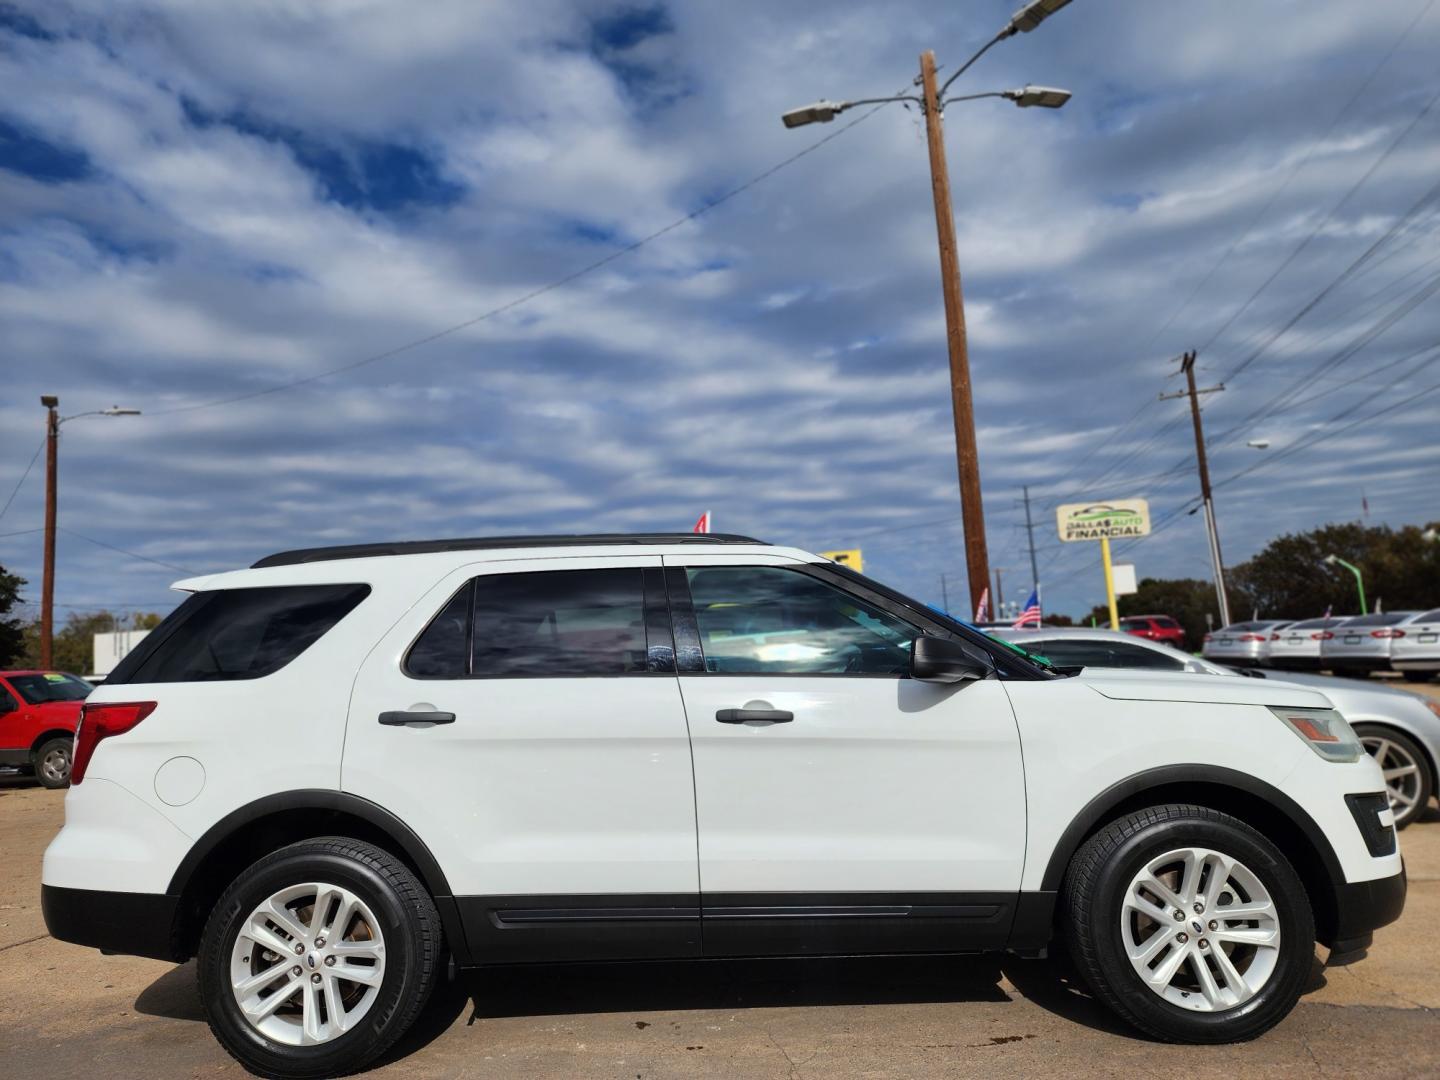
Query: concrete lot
[{"left": 2, "top": 721, "right": 1438, "bottom": 1077}]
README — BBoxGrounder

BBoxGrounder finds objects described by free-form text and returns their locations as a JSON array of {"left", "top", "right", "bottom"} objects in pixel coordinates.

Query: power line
[
  {"left": 1136, "top": 0, "right": 1437, "bottom": 357},
  {"left": 147, "top": 97, "right": 904, "bottom": 417},
  {"left": 0, "top": 437, "right": 45, "bottom": 526},
  {"left": 1205, "top": 79, "right": 1440, "bottom": 368},
  {"left": 57, "top": 527, "right": 200, "bottom": 575}
]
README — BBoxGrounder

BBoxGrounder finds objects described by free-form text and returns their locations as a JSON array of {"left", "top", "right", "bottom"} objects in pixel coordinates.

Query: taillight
[
  {"left": 1317, "top": 631, "right": 1335, "bottom": 640},
  {"left": 1203, "top": 633, "right": 1213, "bottom": 642},
  {"left": 1270, "top": 633, "right": 1283, "bottom": 641},
  {"left": 71, "top": 701, "right": 156, "bottom": 785},
  {"left": 1371, "top": 629, "right": 1405, "bottom": 639},
  {"left": 1239, "top": 634, "right": 1265, "bottom": 642}
]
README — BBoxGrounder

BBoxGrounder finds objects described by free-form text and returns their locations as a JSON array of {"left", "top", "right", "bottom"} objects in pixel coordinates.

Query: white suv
[{"left": 43, "top": 534, "right": 1405, "bottom": 1077}]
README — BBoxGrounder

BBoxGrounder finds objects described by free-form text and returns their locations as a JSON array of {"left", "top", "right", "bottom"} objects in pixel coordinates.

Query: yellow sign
[
  {"left": 821, "top": 549, "right": 863, "bottom": 573},
  {"left": 1055, "top": 499, "right": 1152, "bottom": 543}
]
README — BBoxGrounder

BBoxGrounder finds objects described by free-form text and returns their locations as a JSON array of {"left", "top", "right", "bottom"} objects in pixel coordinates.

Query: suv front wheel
[
  {"left": 198, "top": 837, "right": 443, "bottom": 1079},
  {"left": 1063, "top": 804, "right": 1314, "bottom": 1043}
]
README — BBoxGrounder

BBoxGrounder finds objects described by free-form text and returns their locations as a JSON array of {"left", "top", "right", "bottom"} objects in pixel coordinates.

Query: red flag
[{"left": 692, "top": 511, "right": 711, "bottom": 534}]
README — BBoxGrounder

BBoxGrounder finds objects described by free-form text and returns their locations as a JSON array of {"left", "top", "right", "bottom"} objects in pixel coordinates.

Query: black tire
[
  {"left": 197, "top": 837, "right": 442, "bottom": 1079},
  {"left": 34, "top": 737, "right": 72, "bottom": 789},
  {"left": 1062, "top": 804, "right": 1314, "bottom": 1043},
  {"left": 1354, "top": 724, "right": 1434, "bottom": 830}
]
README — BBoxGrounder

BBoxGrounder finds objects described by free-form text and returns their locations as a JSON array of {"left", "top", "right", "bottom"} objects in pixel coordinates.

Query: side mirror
[{"left": 910, "top": 635, "right": 990, "bottom": 683}]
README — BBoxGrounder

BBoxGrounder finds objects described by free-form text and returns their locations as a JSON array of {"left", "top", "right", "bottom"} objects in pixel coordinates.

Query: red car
[
  {"left": 0, "top": 670, "right": 93, "bottom": 789},
  {"left": 1118, "top": 614, "right": 1187, "bottom": 650}
]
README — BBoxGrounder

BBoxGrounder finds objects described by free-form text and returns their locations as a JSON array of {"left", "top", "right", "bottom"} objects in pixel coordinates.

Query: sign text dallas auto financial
[{"left": 1055, "top": 499, "right": 1153, "bottom": 542}]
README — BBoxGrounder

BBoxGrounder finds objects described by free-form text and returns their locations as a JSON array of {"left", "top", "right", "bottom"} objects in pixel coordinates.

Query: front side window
[
  {"left": 8, "top": 672, "right": 94, "bottom": 703},
  {"left": 685, "top": 565, "right": 918, "bottom": 675},
  {"left": 108, "top": 585, "right": 370, "bottom": 684},
  {"left": 407, "top": 568, "right": 650, "bottom": 678}
]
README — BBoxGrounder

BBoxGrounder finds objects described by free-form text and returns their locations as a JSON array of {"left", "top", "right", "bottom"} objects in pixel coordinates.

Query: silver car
[
  {"left": 1392, "top": 606, "right": 1440, "bottom": 679},
  {"left": 993, "top": 627, "right": 1440, "bottom": 829},
  {"left": 1201, "top": 619, "right": 1292, "bottom": 667},
  {"left": 1267, "top": 616, "right": 1355, "bottom": 671},
  {"left": 1319, "top": 611, "right": 1422, "bottom": 676}
]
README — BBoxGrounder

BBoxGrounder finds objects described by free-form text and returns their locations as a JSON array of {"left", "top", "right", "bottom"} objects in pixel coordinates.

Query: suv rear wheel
[
  {"left": 197, "top": 837, "right": 442, "bottom": 1079},
  {"left": 1062, "top": 804, "right": 1313, "bottom": 1043}
]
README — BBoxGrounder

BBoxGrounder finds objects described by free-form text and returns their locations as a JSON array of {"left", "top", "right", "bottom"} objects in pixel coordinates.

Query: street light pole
[
  {"left": 37, "top": 397, "right": 142, "bottom": 668},
  {"left": 40, "top": 396, "right": 59, "bottom": 669},
  {"left": 780, "top": 1, "right": 1073, "bottom": 623},
  {"left": 1160, "top": 352, "right": 1231, "bottom": 627},
  {"left": 919, "top": 49, "right": 992, "bottom": 617},
  {"left": 1325, "top": 554, "right": 1368, "bottom": 615}
]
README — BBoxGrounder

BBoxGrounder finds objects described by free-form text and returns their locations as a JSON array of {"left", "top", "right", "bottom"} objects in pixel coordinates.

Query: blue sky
[{"left": 2, "top": 0, "right": 1439, "bottom": 625}]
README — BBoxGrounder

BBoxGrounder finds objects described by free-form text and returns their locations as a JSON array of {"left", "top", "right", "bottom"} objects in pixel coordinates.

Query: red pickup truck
[{"left": 0, "top": 671, "right": 93, "bottom": 788}]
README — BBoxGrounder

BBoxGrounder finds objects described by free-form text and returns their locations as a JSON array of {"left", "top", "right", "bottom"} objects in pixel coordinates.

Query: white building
[{"left": 92, "top": 630, "right": 151, "bottom": 679}]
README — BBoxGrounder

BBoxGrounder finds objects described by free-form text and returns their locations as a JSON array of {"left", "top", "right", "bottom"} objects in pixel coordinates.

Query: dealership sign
[{"left": 1055, "top": 499, "right": 1152, "bottom": 543}]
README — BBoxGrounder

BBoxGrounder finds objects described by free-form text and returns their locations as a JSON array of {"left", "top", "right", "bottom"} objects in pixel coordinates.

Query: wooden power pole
[
  {"left": 1161, "top": 352, "right": 1231, "bottom": 627},
  {"left": 40, "top": 395, "right": 59, "bottom": 669},
  {"left": 919, "top": 50, "right": 990, "bottom": 618}
]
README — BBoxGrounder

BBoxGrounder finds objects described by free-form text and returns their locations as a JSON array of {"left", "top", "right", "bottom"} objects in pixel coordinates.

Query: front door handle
[
  {"left": 715, "top": 708, "right": 793, "bottom": 724},
  {"left": 378, "top": 710, "right": 456, "bottom": 726}
]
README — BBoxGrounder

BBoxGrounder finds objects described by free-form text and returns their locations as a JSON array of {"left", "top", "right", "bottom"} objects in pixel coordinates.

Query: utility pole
[
  {"left": 40, "top": 395, "right": 59, "bottom": 669},
  {"left": 1022, "top": 485, "right": 1040, "bottom": 600},
  {"left": 1160, "top": 352, "right": 1230, "bottom": 626},
  {"left": 993, "top": 567, "right": 1005, "bottom": 616},
  {"left": 919, "top": 50, "right": 990, "bottom": 617},
  {"left": 940, "top": 573, "right": 950, "bottom": 615}
]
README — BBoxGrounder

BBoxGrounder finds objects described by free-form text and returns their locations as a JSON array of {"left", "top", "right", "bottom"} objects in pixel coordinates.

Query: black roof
[{"left": 252, "top": 532, "right": 769, "bottom": 568}]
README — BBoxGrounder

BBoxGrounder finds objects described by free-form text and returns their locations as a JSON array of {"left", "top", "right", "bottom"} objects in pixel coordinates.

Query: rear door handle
[
  {"left": 378, "top": 710, "right": 456, "bottom": 726},
  {"left": 715, "top": 708, "right": 793, "bottom": 724}
]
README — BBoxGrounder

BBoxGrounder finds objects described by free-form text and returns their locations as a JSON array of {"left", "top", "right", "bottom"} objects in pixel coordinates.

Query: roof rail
[{"left": 252, "top": 532, "right": 770, "bottom": 568}]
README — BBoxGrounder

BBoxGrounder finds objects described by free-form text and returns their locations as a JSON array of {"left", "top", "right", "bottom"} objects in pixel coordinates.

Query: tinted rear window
[
  {"left": 406, "top": 569, "right": 649, "bottom": 678},
  {"left": 1289, "top": 617, "right": 1346, "bottom": 630},
  {"left": 1415, "top": 609, "right": 1440, "bottom": 624},
  {"left": 107, "top": 584, "right": 370, "bottom": 684},
  {"left": 1345, "top": 612, "right": 1414, "bottom": 627}
]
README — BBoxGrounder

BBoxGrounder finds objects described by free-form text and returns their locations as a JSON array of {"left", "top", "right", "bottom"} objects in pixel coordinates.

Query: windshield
[{"left": 8, "top": 672, "right": 93, "bottom": 704}]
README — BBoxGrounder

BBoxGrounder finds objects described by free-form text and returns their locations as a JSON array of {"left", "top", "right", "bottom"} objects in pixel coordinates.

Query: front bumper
[
  {"left": 42, "top": 884, "right": 181, "bottom": 962},
  {"left": 1326, "top": 867, "right": 1407, "bottom": 958}
]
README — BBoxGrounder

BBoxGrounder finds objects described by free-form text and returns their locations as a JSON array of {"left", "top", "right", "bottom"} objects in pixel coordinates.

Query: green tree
[
  {"left": 0, "top": 566, "right": 27, "bottom": 667},
  {"left": 1229, "top": 522, "right": 1440, "bottom": 618},
  {"left": 1085, "top": 577, "right": 1252, "bottom": 652},
  {"left": 17, "top": 609, "right": 157, "bottom": 674}
]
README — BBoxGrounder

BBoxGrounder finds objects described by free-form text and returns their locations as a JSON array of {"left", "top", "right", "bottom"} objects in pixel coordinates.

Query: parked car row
[
  {"left": 996, "top": 626, "right": 1440, "bottom": 830},
  {"left": 1201, "top": 609, "right": 1440, "bottom": 678}
]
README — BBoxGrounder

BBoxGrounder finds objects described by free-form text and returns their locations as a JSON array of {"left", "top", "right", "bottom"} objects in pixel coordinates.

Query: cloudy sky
[{"left": 2, "top": 0, "right": 1439, "bottom": 627}]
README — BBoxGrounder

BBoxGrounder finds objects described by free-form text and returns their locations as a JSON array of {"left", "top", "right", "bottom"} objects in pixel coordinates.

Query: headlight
[{"left": 1269, "top": 706, "right": 1362, "bottom": 763}]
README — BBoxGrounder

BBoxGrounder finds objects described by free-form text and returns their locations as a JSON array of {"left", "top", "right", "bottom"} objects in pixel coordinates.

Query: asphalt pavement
[{"left": 2, "top": 707, "right": 1438, "bottom": 1078}]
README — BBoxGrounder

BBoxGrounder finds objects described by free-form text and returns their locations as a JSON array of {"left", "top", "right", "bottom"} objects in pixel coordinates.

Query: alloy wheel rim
[
  {"left": 1360, "top": 735, "right": 1422, "bottom": 820},
  {"left": 40, "top": 747, "right": 69, "bottom": 783},
  {"left": 229, "top": 882, "right": 386, "bottom": 1046},
  {"left": 1120, "top": 846, "right": 1281, "bottom": 1012}
]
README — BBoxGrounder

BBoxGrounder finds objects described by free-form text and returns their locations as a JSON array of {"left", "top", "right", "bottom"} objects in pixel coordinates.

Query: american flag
[
  {"left": 692, "top": 511, "right": 711, "bottom": 534},
  {"left": 1013, "top": 589, "right": 1042, "bottom": 628},
  {"left": 973, "top": 586, "right": 990, "bottom": 623}
]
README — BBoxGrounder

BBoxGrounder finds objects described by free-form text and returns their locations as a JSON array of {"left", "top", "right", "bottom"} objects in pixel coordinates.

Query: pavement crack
[
  {"left": 0, "top": 933, "right": 49, "bottom": 953},
  {"left": 1341, "top": 963, "right": 1437, "bottom": 1018}
]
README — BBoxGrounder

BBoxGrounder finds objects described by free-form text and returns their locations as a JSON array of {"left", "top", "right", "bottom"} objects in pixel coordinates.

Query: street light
[
  {"left": 780, "top": 7, "right": 1073, "bottom": 619},
  {"left": 1323, "top": 554, "right": 1367, "bottom": 616},
  {"left": 38, "top": 396, "right": 143, "bottom": 667},
  {"left": 1009, "top": 0, "right": 1074, "bottom": 34}
]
